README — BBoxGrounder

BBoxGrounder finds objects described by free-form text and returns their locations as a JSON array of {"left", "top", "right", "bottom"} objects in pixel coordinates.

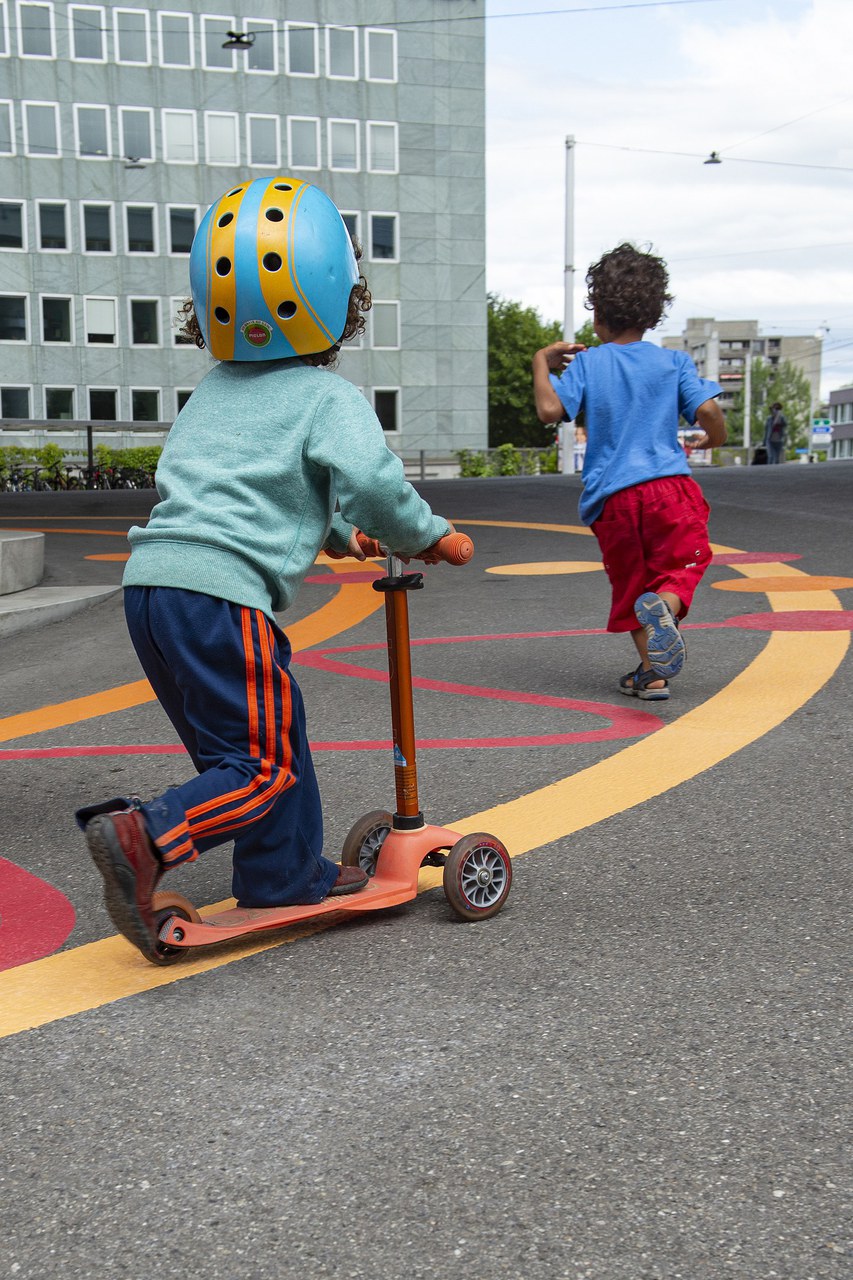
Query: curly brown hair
[
  {"left": 584, "top": 243, "right": 673, "bottom": 335},
  {"left": 176, "top": 239, "right": 372, "bottom": 369}
]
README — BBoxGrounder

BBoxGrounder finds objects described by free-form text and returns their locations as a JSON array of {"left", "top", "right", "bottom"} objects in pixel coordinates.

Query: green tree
[
  {"left": 728, "top": 358, "right": 812, "bottom": 452},
  {"left": 487, "top": 293, "right": 562, "bottom": 447}
]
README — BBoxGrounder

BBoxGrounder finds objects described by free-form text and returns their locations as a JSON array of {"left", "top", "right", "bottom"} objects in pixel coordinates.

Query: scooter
[{"left": 151, "top": 531, "right": 512, "bottom": 964}]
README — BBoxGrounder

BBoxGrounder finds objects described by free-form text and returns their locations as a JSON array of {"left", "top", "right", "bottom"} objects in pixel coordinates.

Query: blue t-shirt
[{"left": 551, "top": 341, "right": 721, "bottom": 525}]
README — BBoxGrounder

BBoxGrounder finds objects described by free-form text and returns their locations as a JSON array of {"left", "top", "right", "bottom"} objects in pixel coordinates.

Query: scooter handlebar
[
  {"left": 329, "top": 528, "right": 474, "bottom": 565},
  {"left": 416, "top": 530, "right": 474, "bottom": 565}
]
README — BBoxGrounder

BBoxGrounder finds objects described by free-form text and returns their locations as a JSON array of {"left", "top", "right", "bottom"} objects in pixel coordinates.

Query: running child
[{"left": 532, "top": 242, "right": 727, "bottom": 699}]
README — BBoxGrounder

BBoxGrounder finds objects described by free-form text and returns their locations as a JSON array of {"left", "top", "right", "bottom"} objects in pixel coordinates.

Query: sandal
[
  {"left": 634, "top": 592, "right": 686, "bottom": 678},
  {"left": 619, "top": 663, "right": 670, "bottom": 701}
]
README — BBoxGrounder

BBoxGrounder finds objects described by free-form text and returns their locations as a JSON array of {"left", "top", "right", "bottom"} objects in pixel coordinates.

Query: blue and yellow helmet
[{"left": 189, "top": 176, "right": 360, "bottom": 361}]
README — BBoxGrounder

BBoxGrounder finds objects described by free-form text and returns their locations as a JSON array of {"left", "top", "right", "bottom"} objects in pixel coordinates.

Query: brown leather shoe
[
  {"left": 84, "top": 809, "right": 163, "bottom": 961},
  {"left": 328, "top": 864, "right": 369, "bottom": 896}
]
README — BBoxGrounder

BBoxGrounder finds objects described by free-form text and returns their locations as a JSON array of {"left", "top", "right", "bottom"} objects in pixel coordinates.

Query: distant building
[
  {"left": 662, "top": 318, "right": 822, "bottom": 418},
  {"left": 0, "top": 0, "right": 487, "bottom": 457},
  {"left": 827, "top": 384, "right": 853, "bottom": 460}
]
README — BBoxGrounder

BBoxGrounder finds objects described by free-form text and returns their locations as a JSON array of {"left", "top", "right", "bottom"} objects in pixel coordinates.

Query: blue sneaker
[{"left": 634, "top": 592, "right": 685, "bottom": 678}]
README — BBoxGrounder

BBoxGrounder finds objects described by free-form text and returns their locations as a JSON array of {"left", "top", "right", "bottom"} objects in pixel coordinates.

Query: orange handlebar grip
[
  {"left": 437, "top": 531, "right": 474, "bottom": 564},
  {"left": 355, "top": 532, "right": 383, "bottom": 558}
]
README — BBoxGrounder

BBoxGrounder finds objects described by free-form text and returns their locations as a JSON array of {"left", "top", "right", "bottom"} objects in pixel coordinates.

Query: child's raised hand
[{"left": 543, "top": 341, "right": 586, "bottom": 373}]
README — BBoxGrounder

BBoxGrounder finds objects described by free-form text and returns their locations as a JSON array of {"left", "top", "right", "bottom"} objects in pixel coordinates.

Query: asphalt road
[{"left": 0, "top": 464, "right": 850, "bottom": 1279}]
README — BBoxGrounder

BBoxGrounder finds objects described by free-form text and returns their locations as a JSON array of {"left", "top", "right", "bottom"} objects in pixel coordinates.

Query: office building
[{"left": 0, "top": 0, "right": 487, "bottom": 456}]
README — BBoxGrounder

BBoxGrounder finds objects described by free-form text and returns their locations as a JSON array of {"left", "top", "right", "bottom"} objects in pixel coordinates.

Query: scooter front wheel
[
  {"left": 151, "top": 891, "right": 202, "bottom": 965},
  {"left": 443, "top": 834, "right": 512, "bottom": 921},
  {"left": 341, "top": 809, "right": 393, "bottom": 877}
]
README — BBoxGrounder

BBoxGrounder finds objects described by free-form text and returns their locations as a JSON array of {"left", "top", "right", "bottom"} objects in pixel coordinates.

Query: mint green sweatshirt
[{"left": 124, "top": 360, "right": 449, "bottom": 618}]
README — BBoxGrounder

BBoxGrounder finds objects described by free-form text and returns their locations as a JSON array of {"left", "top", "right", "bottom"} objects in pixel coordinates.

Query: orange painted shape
[
  {"left": 85, "top": 553, "right": 130, "bottom": 562},
  {"left": 713, "top": 575, "right": 853, "bottom": 594}
]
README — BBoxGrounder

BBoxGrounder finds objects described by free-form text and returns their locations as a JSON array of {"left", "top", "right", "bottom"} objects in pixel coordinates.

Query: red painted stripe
[{"left": 0, "top": 857, "right": 76, "bottom": 972}]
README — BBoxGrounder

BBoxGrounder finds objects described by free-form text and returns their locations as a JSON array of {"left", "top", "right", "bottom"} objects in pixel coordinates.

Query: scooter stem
[{"left": 377, "top": 553, "right": 424, "bottom": 828}]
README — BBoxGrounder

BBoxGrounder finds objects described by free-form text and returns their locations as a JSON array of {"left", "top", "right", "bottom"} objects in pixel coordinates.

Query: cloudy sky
[{"left": 484, "top": 0, "right": 853, "bottom": 398}]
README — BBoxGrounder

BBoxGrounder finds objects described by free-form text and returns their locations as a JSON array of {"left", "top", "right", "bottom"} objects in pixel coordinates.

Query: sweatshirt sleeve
[{"left": 306, "top": 379, "right": 450, "bottom": 555}]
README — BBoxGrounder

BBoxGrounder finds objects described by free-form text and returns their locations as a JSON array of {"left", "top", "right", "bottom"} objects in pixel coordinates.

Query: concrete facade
[
  {"left": 0, "top": 0, "right": 487, "bottom": 456},
  {"left": 662, "top": 318, "right": 822, "bottom": 419},
  {"left": 827, "top": 384, "right": 853, "bottom": 460}
]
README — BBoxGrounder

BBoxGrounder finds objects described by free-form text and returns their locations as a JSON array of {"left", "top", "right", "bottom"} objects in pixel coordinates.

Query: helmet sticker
[{"left": 241, "top": 320, "right": 273, "bottom": 349}]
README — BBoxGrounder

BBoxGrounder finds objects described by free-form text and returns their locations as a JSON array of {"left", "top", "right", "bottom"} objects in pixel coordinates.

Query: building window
[
  {"left": 46, "top": 387, "right": 75, "bottom": 418},
  {"left": 168, "top": 206, "right": 196, "bottom": 254},
  {"left": 0, "top": 5, "right": 7, "bottom": 56},
  {"left": 41, "top": 296, "right": 73, "bottom": 343},
  {"left": 1, "top": 387, "right": 30, "bottom": 417},
  {"left": 202, "top": 15, "right": 233, "bottom": 70},
  {"left": 70, "top": 5, "right": 105, "bottom": 60},
  {"left": 373, "top": 389, "right": 400, "bottom": 433},
  {"left": 246, "top": 18, "right": 276, "bottom": 72},
  {"left": 0, "top": 101, "right": 13, "bottom": 155},
  {"left": 0, "top": 295, "right": 27, "bottom": 341},
  {"left": 288, "top": 117, "right": 319, "bottom": 169},
  {"left": 365, "top": 29, "right": 397, "bottom": 82},
  {"left": 23, "top": 101, "right": 58, "bottom": 155},
  {"left": 340, "top": 212, "right": 359, "bottom": 249},
  {"left": 19, "top": 3, "right": 55, "bottom": 58},
  {"left": 371, "top": 301, "right": 400, "bottom": 349},
  {"left": 85, "top": 297, "right": 117, "bottom": 344},
  {"left": 328, "top": 119, "right": 359, "bottom": 172},
  {"left": 285, "top": 22, "right": 317, "bottom": 75},
  {"left": 114, "top": 8, "right": 150, "bottom": 64},
  {"left": 367, "top": 122, "right": 398, "bottom": 174},
  {"left": 130, "top": 299, "right": 159, "bottom": 345},
  {"left": 162, "top": 109, "right": 196, "bottom": 163},
  {"left": 120, "top": 107, "right": 154, "bottom": 161},
  {"left": 158, "top": 11, "right": 193, "bottom": 67},
  {"left": 326, "top": 26, "right": 357, "bottom": 79},
  {"left": 75, "top": 104, "right": 110, "bottom": 158},
  {"left": 89, "top": 388, "right": 117, "bottom": 419},
  {"left": 38, "top": 201, "right": 68, "bottom": 250},
  {"left": 132, "top": 388, "right": 160, "bottom": 421},
  {"left": 171, "top": 296, "right": 192, "bottom": 344},
  {"left": 176, "top": 389, "right": 193, "bottom": 413},
  {"left": 82, "top": 203, "right": 113, "bottom": 253},
  {"left": 370, "top": 213, "right": 397, "bottom": 261},
  {"left": 125, "top": 204, "right": 155, "bottom": 253},
  {"left": 0, "top": 201, "right": 24, "bottom": 249},
  {"left": 205, "top": 112, "right": 239, "bottom": 165},
  {"left": 247, "top": 114, "right": 279, "bottom": 167}
]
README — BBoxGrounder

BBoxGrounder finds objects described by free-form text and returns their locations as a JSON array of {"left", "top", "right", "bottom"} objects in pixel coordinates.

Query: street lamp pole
[
  {"left": 563, "top": 135, "right": 575, "bottom": 342},
  {"left": 560, "top": 135, "right": 576, "bottom": 475}
]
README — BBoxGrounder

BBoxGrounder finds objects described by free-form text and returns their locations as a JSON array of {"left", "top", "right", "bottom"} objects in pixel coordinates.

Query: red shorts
[{"left": 591, "top": 475, "right": 712, "bottom": 632}]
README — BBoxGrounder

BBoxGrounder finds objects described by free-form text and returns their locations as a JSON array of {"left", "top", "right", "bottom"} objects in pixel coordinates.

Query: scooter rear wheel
[
  {"left": 341, "top": 809, "right": 393, "bottom": 877},
  {"left": 151, "top": 892, "right": 202, "bottom": 965},
  {"left": 443, "top": 834, "right": 512, "bottom": 921}
]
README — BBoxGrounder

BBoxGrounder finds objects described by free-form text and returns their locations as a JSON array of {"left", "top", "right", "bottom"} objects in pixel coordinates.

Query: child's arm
[
  {"left": 532, "top": 343, "right": 585, "bottom": 423},
  {"left": 691, "top": 397, "right": 727, "bottom": 450}
]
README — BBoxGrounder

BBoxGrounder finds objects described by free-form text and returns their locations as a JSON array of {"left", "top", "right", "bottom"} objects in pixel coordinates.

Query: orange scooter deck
[{"left": 157, "top": 822, "right": 466, "bottom": 951}]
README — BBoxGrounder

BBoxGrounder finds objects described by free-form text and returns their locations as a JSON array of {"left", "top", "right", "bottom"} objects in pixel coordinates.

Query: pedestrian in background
[
  {"left": 763, "top": 401, "right": 788, "bottom": 464},
  {"left": 532, "top": 242, "right": 727, "bottom": 701}
]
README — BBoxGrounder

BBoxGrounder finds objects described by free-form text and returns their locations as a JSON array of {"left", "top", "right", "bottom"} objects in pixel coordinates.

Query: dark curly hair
[
  {"left": 584, "top": 243, "right": 673, "bottom": 335},
  {"left": 176, "top": 238, "right": 372, "bottom": 369}
]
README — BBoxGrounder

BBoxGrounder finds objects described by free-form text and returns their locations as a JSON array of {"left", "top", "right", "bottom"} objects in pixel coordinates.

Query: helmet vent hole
[
  {"left": 215, "top": 257, "right": 232, "bottom": 276},
  {"left": 273, "top": 183, "right": 292, "bottom": 192},
  {"left": 277, "top": 301, "right": 297, "bottom": 320},
  {"left": 214, "top": 307, "right": 231, "bottom": 325},
  {"left": 265, "top": 208, "right": 284, "bottom": 223},
  {"left": 227, "top": 188, "right": 244, "bottom": 197},
  {"left": 217, "top": 212, "right": 234, "bottom": 228},
  {"left": 263, "top": 252, "right": 282, "bottom": 273}
]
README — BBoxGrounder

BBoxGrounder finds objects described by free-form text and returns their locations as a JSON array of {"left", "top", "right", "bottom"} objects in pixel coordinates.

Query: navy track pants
[{"left": 123, "top": 586, "right": 338, "bottom": 907}]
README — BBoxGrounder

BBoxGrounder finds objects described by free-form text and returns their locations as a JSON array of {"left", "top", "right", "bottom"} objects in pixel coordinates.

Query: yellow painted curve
[{"left": 0, "top": 531, "right": 849, "bottom": 1037}]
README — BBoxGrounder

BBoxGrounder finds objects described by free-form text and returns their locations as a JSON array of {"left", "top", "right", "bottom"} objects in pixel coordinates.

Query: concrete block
[{"left": 0, "top": 531, "right": 45, "bottom": 595}]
